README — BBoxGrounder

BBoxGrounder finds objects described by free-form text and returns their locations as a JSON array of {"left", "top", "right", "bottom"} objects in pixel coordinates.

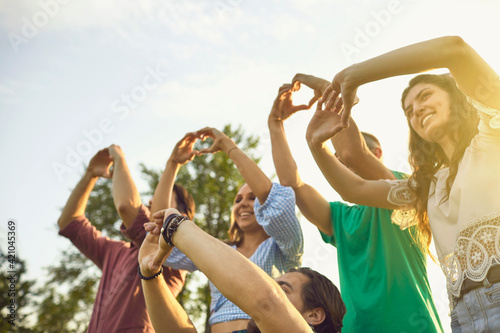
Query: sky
[{"left": 1, "top": 0, "right": 500, "bottom": 331}]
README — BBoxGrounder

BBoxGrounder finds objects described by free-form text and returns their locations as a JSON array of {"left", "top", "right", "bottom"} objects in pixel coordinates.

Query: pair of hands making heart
[
  {"left": 169, "top": 127, "right": 236, "bottom": 166},
  {"left": 271, "top": 73, "right": 359, "bottom": 144}
]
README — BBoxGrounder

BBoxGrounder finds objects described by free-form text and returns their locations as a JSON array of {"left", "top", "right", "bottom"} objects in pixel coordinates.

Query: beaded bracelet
[
  {"left": 161, "top": 213, "right": 189, "bottom": 246},
  {"left": 137, "top": 265, "right": 163, "bottom": 280}
]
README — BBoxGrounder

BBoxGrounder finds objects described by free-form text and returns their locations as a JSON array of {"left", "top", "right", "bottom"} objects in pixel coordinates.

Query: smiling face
[
  {"left": 403, "top": 83, "right": 453, "bottom": 145},
  {"left": 232, "top": 183, "right": 258, "bottom": 231}
]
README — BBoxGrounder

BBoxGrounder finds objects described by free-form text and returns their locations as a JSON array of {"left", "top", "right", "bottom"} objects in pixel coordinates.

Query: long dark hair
[
  {"left": 173, "top": 183, "right": 195, "bottom": 220},
  {"left": 401, "top": 74, "right": 479, "bottom": 254}
]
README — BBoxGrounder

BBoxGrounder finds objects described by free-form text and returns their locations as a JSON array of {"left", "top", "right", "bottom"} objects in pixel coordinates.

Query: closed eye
[
  {"left": 421, "top": 91, "right": 431, "bottom": 101},
  {"left": 277, "top": 281, "right": 293, "bottom": 293}
]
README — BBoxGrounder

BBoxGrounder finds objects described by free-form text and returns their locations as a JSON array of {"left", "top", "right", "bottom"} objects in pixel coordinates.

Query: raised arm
[
  {"left": 292, "top": 74, "right": 394, "bottom": 180},
  {"left": 196, "top": 127, "right": 272, "bottom": 204},
  {"left": 58, "top": 149, "right": 112, "bottom": 230},
  {"left": 138, "top": 231, "right": 197, "bottom": 333},
  {"left": 150, "top": 133, "right": 199, "bottom": 217},
  {"left": 108, "top": 144, "right": 143, "bottom": 229},
  {"left": 326, "top": 36, "right": 500, "bottom": 125},
  {"left": 306, "top": 100, "right": 397, "bottom": 210},
  {"left": 268, "top": 84, "right": 332, "bottom": 235},
  {"left": 142, "top": 209, "right": 311, "bottom": 333}
]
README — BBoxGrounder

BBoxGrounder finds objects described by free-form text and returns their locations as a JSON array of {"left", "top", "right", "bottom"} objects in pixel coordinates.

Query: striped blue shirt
[{"left": 165, "top": 183, "right": 303, "bottom": 325}]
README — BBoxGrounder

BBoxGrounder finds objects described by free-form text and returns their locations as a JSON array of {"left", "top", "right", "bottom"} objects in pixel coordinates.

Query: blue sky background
[{"left": 1, "top": 0, "right": 500, "bottom": 330}]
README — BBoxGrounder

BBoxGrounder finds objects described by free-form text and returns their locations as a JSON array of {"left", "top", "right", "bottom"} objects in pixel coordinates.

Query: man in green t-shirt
[{"left": 268, "top": 75, "right": 443, "bottom": 333}]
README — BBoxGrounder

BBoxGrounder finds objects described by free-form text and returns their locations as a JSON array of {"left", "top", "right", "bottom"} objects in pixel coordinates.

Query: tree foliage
[
  {"left": 32, "top": 123, "right": 260, "bottom": 333},
  {"left": 0, "top": 250, "right": 36, "bottom": 332}
]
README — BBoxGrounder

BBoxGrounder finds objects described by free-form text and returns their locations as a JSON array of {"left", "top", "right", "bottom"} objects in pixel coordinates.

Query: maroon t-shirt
[{"left": 59, "top": 205, "right": 186, "bottom": 333}]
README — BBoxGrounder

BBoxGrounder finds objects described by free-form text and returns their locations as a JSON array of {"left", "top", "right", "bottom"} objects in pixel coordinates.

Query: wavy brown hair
[
  {"left": 227, "top": 183, "right": 245, "bottom": 246},
  {"left": 172, "top": 183, "right": 195, "bottom": 220},
  {"left": 401, "top": 74, "right": 479, "bottom": 254}
]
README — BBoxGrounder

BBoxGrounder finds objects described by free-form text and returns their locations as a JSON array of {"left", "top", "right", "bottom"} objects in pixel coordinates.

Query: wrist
[
  {"left": 166, "top": 157, "right": 181, "bottom": 168},
  {"left": 341, "top": 64, "right": 364, "bottom": 89},
  {"left": 170, "top": 219, "right": 195, "bottom": 249},
  {"left": 112, "top": 154, "right": 126, "bottom": 162},
  {"left": 84, "top": 170, "right": 99, "bottom": 180},
  {"left": 306, "top": 135, "right": 326, "bottom": 152},
  {"left": 268, "top": 115, "right": 284, "bottom": 126},
  {"left": 221, "top": 139, "right": 237, "bottom": 154},
  {"left": 138, "top": 265, "right": 163, "bottom": 280}
]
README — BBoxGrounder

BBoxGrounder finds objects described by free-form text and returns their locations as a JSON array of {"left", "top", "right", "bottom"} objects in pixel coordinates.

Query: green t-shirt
[{"left": 320, "top": 171, "right": 443, "bottom": 333}]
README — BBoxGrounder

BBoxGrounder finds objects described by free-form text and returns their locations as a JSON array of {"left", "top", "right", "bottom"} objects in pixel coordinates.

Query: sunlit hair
[
  {"left": 227, "top": 183, "right": 245, "bottom": 246},
  {"left": 173, "top": 183, "right": 195, "bottom": 221},
  {"left": 361, "top": 131, "right": 380, "bottom": 152},
  {"left": 401, "top": 74, "right": 479, "bottom": 254},
  {"left": 288, "top": 267, "right": 346, "bottom": 333}
]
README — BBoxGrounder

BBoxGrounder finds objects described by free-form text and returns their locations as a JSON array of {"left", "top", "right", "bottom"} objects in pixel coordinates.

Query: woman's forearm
[
  {"left": 223, "top": 143, "right": 272, "bottom": 204},
  {"left": 340, "top": 36, "right": 499, "bottom": 108},
  {"left": 341, "top": 36, "right": 466, "bottom": 88}
]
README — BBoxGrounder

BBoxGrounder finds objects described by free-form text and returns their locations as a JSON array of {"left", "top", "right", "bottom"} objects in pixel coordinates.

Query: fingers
[
  {"left": 198, "top": 143, "right": 220, "bottom": 155},
  {"left": 340, "top": 105, "right": 351, "bottom": 128},
  {"left": 195, "top": 127, "right": 214, "bottom": 135},
  {"left": 330, "top": 123, "right": 346, "bottom": 137},
  {"left": 307, "top": 93, "right": 321, "bottom": 108},
  {"left": 292, "top": 104, "right": 311, "bottom": 112},
  {"left": 316, "top": 98, "right": 324, "bottom": 111},
  {"left": 144, "top": 222, "right": 161, "bottom": 234},
  {"left": 153, "top": 207, "right": 181, "bottom": 221},
  {"left": 291, "top": 73, "right": 305, "bottom": 85},
  {"left": 278, "top": 84, "right": 292, "bottom": 97},
  {"left": 324, "top": 88, "right": 340, "bottom": 111},
  {"left": 152, "top": 209, "right": 166, "bottom": 222}
]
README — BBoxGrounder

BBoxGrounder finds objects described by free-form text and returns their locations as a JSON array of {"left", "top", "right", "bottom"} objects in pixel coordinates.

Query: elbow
[
  {"left": 278, "top": 175, "right": 301, "bottom": 190},
  {"left": 339, "top": 192, "right": 356, "bottom": 205},
  {"left": 249, "top": 285, "right": 285, "bottom": 319},
  {"left": 335, "top": 150, "right": 355, "bottom": 167},
  {"left": 441, "top": 36, "right": 470, "bottom": 64},
  {"left": 116, "top": 202, "right": 137, "bottom": 218},
  {"left": 57, "top": 215, "right": 72, "bottom": 230},
  {"left": 444, "top": 35, "right": 467, "bottom": 49},
  {"left": 57, "top": 217, "right": 65, "bottom": 229}
]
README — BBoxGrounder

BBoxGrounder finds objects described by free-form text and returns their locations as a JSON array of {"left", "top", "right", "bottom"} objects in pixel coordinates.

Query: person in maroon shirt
[{"left": 57, "top": 143, "right": 195, "bottom": 333}]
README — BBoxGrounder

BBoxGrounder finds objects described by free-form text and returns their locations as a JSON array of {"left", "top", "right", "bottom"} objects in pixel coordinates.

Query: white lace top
[{"left": 385, "top": 97, "right": 500, "bottom": 301}]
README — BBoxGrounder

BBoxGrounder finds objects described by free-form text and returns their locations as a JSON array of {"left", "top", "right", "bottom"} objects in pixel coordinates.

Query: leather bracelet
[
  {"left": 137, "top": 265, "right": 163, "bottom": 280},
  {"left": 161, "top": 213, "right": 188, "bottom": 246}
]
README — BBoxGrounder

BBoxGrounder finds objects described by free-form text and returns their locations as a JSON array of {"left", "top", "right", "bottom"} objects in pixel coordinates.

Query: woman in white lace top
[{"left": 305, "top": 36, "right": 500, "bottom": 332}]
